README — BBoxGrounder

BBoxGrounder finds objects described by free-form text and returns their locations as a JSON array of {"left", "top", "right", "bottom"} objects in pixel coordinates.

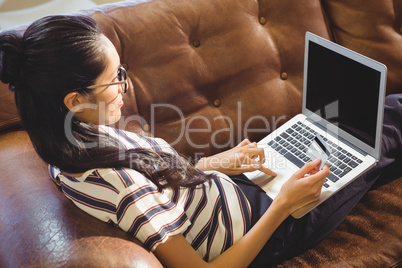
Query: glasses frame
[{"left": 86, "top": 65, "right": 128, "bottom": 93}]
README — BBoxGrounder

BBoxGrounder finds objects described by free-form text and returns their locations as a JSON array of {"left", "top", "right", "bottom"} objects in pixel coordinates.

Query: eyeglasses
[{"left": 86, "top": 65, "right": 128, "bottom": 93}]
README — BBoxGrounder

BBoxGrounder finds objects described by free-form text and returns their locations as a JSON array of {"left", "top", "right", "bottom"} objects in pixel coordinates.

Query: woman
[{"left": 0, "top": 16, "right": 400, "bottom": 267}]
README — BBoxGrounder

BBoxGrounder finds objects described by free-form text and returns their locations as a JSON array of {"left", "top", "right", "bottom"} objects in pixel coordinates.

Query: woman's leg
[{"left": 232, "top": 94, "right": 402, "bottom": 266}]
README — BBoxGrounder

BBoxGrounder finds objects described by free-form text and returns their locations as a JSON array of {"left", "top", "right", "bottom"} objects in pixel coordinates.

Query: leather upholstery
[
  {"left": 0, "top": 0, "right": 401, "bottom": 266},
  {"left": 0, "top": 131, "right": 162, "bottom": 267}
]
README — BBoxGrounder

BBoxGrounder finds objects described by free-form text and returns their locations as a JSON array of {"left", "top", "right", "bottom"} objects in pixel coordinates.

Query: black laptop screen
[{"left": 305, "top": 41, "right": 381, "bottom": 148}]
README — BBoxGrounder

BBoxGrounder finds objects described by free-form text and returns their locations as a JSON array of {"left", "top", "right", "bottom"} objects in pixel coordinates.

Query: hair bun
[{"left": 0, "top": 30, "right": 25, "bottom": 91}]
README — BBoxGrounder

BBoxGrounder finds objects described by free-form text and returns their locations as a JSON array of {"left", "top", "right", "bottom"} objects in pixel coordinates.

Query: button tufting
[
  {"left": 143, "top": 124, "right": 151, "bottom": 132},
  {"left": 281, "top": 72, "right": 288, "bottom": 80},
  {"left": 193, "top": 39, "right": 201, "bottom": 47},
  {"left": 213, "top": 99, "right": 221, "bottom": 107},
  {"left": 259, "top": 17, "right": 266, "bottom": 25}
]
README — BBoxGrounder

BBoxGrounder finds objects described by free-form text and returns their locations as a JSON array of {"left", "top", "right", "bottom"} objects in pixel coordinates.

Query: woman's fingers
[
  {"left": 296, "top": 159, "right": 321, "bottom": 174},
  {"left": 258, "top": 164, "right": 277, "bottom": 176},
  {"left": 237, "top": 139, "right": 252, "bottom": 148},
  {"left": 238, "top": 145, "right": 265, "bottom": 163},
  {"left": 198, "top": 139, "right": 279, "bottom": 176},
  {"left": 295, "top": 160, "right": 330, "bottom": 190},
  {"left": 276, "top": 161, "right": 331, "bottom": 213},
  {"left": 235, "top": 142, "right": 277, "bottom": 175},
  {"left": 237, "top": 161, "right": 276, "bottom": 176}
]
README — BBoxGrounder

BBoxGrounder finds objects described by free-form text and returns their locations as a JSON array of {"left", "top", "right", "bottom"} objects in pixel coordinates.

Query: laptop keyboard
[{"left": 267, "top": 121, "right": 363, "bottom": 188}]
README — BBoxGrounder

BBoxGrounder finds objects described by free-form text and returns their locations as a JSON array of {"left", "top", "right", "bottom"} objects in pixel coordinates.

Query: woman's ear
[{"left": 64, "top": 92, "right": 84, "bottom": 112}]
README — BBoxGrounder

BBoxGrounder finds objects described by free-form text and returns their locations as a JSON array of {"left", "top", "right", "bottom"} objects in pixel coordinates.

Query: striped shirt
[{"left": 49, "top": 126, "right": 252, "bottom": 261}]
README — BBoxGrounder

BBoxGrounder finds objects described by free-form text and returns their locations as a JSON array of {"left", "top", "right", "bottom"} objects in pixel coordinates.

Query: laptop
[{"left": 244, "top": 32, "right": 387, "bottom": 218}]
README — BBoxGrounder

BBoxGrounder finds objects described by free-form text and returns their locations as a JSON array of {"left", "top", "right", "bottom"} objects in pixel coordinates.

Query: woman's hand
[
  {"left": 273, "top": 159, "right": 331, "bottom": 214},
  {"left": 156, "top": 157, "right": 330, "bottom": 268},
  {"left": 195, "top": 139, "right": 277, "bottom": 177}
]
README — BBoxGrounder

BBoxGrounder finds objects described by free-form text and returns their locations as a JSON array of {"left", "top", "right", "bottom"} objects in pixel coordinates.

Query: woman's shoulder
[{"left": 49, "top": 164, "right": 157, "bottom": 192}]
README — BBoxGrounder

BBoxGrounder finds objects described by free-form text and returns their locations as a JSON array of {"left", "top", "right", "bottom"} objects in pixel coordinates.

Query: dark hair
[{"left": 0, "top": 15, "right": 211, "bottom": 189}]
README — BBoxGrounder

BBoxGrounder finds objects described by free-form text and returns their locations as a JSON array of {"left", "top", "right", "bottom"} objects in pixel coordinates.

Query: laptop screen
[{"left": 305, "top": 39, "right": 381, "bottom": 148}]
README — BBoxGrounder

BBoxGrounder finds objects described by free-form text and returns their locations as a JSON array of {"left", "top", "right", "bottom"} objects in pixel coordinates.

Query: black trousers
[{"left": 230, "top": 94, "right": 402, "bottom": 266}]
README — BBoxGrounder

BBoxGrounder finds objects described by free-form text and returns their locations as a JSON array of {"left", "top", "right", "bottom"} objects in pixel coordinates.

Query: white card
[{"left": 306, "top": 134, "right": 332, "bottom": 169}]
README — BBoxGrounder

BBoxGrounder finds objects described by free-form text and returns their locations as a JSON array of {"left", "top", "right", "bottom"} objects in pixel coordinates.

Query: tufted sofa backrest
[{"left": 1, "top": 0, "right": 401, "bottom": 159}]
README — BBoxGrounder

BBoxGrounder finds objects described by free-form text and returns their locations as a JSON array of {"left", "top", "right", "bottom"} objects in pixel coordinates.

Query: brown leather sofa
[{"left": 0, "top": 0, "right": 401, "bottom": 267}]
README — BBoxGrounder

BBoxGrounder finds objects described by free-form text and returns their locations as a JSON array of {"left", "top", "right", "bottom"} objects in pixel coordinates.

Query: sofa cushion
[
  {"left": 89, "top": 0, "right": 332, "bottom": 158},
  {"left": 0, "top": 0, "right": 332, "bottom": 158},
  {"left": 322, "top": 0, "right": 402, "bottom": 95}
]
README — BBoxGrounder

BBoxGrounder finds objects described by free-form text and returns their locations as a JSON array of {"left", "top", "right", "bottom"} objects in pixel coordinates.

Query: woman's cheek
[{"left": 104, "top": 102, "right": 122, "bottom": 125}]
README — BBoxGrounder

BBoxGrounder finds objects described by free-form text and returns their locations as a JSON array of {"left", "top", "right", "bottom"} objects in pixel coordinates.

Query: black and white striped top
[{"left": 49, "top": 126, "right": 252, "bottom": 261}]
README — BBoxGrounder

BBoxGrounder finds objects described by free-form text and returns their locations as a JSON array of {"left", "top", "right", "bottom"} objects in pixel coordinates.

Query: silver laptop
[{"left": 244, "top": 32, "right": 387, "bottom": 218}]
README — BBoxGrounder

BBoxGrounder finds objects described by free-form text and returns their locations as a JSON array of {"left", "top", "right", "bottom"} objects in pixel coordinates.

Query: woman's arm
[
  {"left": 154, "top": 202, "right": 288, "bottom": 268},
  {"left": 195, "top": 139, "right": 277, "bottom": 176},
  {"left": 154, "top": 160, "right": 330, "bottom": 268}
]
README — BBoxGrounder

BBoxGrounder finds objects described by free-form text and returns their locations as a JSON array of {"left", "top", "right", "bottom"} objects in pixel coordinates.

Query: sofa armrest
[
  {"left": 62, "top": 236, "right": 162, "bottom": 268},
  {"left": 0, "top": 131, "right": 162, "bottom": 267}
]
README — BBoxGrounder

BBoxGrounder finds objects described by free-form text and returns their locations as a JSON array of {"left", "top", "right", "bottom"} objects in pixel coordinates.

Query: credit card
[{"left": 306, "top": 134, "right": 332, "bottom": 169}]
